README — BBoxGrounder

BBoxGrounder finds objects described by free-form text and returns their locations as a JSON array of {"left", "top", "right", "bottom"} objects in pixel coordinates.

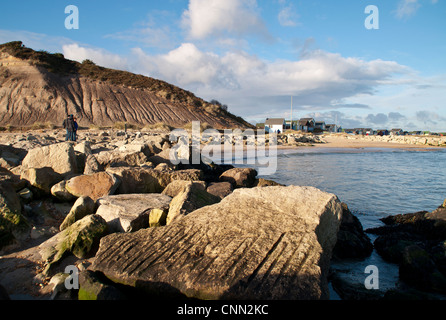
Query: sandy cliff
[{"left": 0, "top": 43, "right": 250, "bottom": 129}]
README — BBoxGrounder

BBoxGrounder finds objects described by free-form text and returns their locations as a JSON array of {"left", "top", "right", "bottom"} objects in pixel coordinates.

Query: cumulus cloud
[
  {"left": 416, "top": 110, "right": 446, "bottom": 125},
  {"left": 55, "top": 41, "right": 418, "bottom": 128},
  {"left": 181, "top": 0, "right": 271, "bottom": 40},
  {"left": 129, "top": 43, "right": 409, "bottom": 120},
  {"left": 132, "top": 43, "right": 240, "bottom": 90},
  {"left": 364, "top": 112, "right": 407, "bottom": 127},
  {"left": 62, "top": 43, "right": 128, "bottom": 70},
  {"left": 365, "top": 113, "right": 389, "bottom": 125},
  {"left": 388, "top": 112, "right": 407, "bottom": 122}
]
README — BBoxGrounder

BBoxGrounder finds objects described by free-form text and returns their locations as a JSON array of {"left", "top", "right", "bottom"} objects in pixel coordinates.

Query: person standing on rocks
[
  {"left": 63, "top": 114, "right": 76, "bottom": 142},
  {"left": 73, "top": 117, "right": 79, "bottom": 142}
]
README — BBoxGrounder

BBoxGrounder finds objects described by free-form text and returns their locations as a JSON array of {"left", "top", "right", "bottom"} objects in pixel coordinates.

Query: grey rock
[
  {"left": 20, "top": 167, "right": 63, "bottom": 194},
  {"left": 219, "top": 167, "right": 258, "bottom": 188},
  {"left": 59, "top": 196, "right": 97, "bottom": 231},
  {"left": 51, "top": 180, "right": 76, "bottom": 202},
  {"left": 166, "top": 183, "right": 220, "bottom": 225},
  {"left": 162, "top": 180, "right": 207, "bottom": 198},
  {"left": 40, "top": 214, "right": 108, "bottom": 273},
  {"left": 21, "top": 142, "right": 78, "bottom": 176},
  {"left": 78, "top": 270, "right": 126, "bottom": 300},
  {"left": 206, "top": 182, "right": 233, "bottom": 199},
  {"left": 96, "top": 194, "right": 172, "bottom": 233},
  {"left": 332, "top": 203, "right": 373, "bottom": 260},
  {"left": 91, "top": 186, "right": 343, "bottom": 300},
  {"left": 83, "top": 154, "right": 103, "bottom": 175}
]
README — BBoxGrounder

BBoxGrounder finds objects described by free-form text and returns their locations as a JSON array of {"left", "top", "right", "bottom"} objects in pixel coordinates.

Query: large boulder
[
  {"left": 74, "top": 141, "right": 92, "bottom": 156},
  {"left": 96, "top": 150, "right": 149, "bottom": 168},
  {"left": 91, "top": 186, "right": 343, "bottom": 300},
  {"left": 64, "top": 172, "right": 120, "bottom": 201},
  {"left": 219, "top": 168, "right": 258, "bottom": 188},
  {"left": 166, "top": 182, "right": 221, "bottom": 225},
  {"left": 21, "top": 142, "right": 78, "bottom": 176},
  {"left": 40, "top": 214, "right": 108, "bottom": 273},
  {"left": 106, "top": 167, "right": 170, "bottom": 194},
  {"left": 162, "top": 180, "right": 207, "bottom": 198},
  {"left": 106, "top": 167, "right": 204, "bottom": 195},
  {"left": 59, "top": 196, "right": 97, "bottom": 231},
  {"left": 0, "top": 181, "right": 30, "bottom": 251},
  {"left": 96, "top": 194, "right": 172, "bottom": 233},
  {"left": 206, "top": 182, "right": 233, "bottom": 199},
  {"left": 50, "top": 180, "right": 76, "bottom": 202},
  {"left": 83, "top": 154, "right": 103, "bottom": 175},
  {"left": 400, "top": 245, "right": 446, "bottom": 293},
  {"left": 78, "top": 270, "right": 126, "bottom": 300},
  {"left": 20, "top": 167, "right": 63, "bottom": 195},
  {"left": 332, "top": 203, "right": 373, "bottom": 260},
  {"left": 367, "top": 203, "right": 446, "bottom": 294}
]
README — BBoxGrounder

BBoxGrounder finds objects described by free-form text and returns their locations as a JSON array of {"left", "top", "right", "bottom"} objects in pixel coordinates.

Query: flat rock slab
[
  {"left": 91, "top": 186, "right": 342, "bottom": 300},
  {"left": 96, "top": 194, "right": 172, "bottom": 233},
  {"left": 21, "top": 142, "right": 77, "bottom": 176}
]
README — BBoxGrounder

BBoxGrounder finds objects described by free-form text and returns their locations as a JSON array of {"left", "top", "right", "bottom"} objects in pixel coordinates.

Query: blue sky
[{"left": 1, "top": 0, "right": 445, "bottom": 131}]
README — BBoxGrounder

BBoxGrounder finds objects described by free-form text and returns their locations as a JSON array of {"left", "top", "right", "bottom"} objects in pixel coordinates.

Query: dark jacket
[{"left": 63, "top": 116, "right": 75, "bottom": 132}]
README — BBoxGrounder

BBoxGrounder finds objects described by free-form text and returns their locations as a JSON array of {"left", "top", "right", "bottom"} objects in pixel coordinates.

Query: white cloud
[
  {"left": 278, "top": 2, "right": 300, "bottom": 27},
  {"left": 130, "top": 44, "right": 410, "bottom": 121},
  {"left": 132, "top": 43, "right": 241, "bottom": 90},
  {"left": 62, "top": 43, "right": 128, "bottom": 70},
  {"left": 181, "top": 0, "right": 270, "bottom": 40},
  {"left": 396, "top": 0, "right": 421, "bottom": 19},
  {"left": 395, "top": 0, "right": 438, "bottom": 19},
  {"left": 416, "top": 110, "right": 446, "bottom": 125}
]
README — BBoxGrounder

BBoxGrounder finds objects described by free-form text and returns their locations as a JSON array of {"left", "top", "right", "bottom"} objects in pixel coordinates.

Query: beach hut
[
  {"left": 391, "top": 128, "right": 404, "bottom": 136},
  {"left": 315, "top": 121, "right": 326, "bottom": 131},
  {"left": 265, "top": 118, "right": 285, "bottom": 134},
  {"left": 298, "top": 118, "right": 315, "bottom": 132}
]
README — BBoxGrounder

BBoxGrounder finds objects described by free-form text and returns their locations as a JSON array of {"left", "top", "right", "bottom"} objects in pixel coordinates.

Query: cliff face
[{"left": 0, "top": 43, "right": 250, "bottom": 129}]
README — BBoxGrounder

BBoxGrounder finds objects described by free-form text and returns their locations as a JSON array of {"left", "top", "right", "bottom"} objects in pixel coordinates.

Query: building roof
[
  {"left": 265, "top": 118, "right": 285, "bottom": 125},
  {"left": 298, "top": 119, "right": 315, "bottom": 126}
]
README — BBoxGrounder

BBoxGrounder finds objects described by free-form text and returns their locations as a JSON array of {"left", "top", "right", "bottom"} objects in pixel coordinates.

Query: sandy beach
[{"left": 313, "top": 134, "right": 442, "bottom": 149}]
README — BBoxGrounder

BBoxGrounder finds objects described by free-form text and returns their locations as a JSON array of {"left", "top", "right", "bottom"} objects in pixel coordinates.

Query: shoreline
[
  {"left": 0, "top": 129, "right": 444, "bottom": 151},
  {"left": 311, "top": 135, "right": 443, "bottom": 150}
]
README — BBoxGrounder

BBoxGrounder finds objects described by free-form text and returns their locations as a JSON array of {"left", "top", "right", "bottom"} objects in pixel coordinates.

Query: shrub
[{"left": 143, "top": 122, "right": 174, "bottom": 132}]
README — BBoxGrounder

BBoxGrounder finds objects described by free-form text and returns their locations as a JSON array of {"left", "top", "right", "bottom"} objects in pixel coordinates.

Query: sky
[{"left": 0, "top": 0, "right": 445, "bottom": 131}]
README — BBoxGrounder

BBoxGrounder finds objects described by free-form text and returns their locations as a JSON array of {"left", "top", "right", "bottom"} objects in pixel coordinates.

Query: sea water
[{"left": 232, "top": 147, "right": 446, "bottom": 299}]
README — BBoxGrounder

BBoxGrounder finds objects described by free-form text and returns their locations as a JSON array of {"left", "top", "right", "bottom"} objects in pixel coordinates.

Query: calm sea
[{"left": 232, "top": 146, "right": 446, "bottom": 298}]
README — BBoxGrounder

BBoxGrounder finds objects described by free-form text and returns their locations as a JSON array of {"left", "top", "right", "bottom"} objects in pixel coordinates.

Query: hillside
[{"left": 0, "top": 41, "right": 252, "bottom": 129}]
